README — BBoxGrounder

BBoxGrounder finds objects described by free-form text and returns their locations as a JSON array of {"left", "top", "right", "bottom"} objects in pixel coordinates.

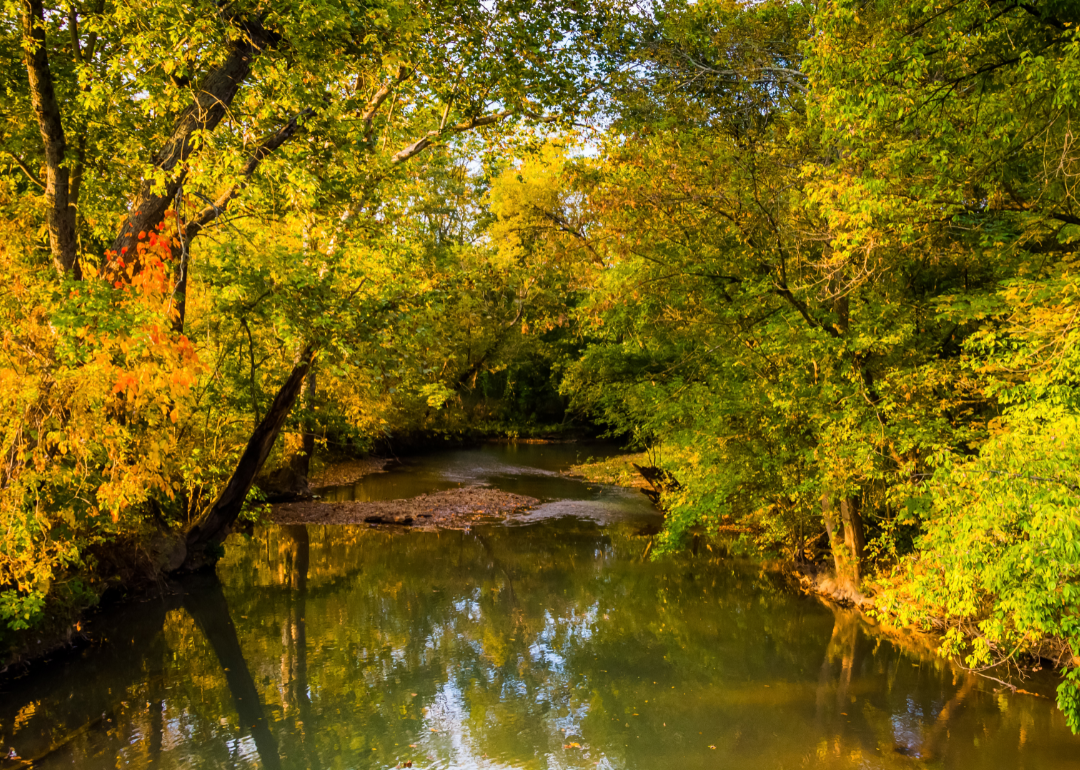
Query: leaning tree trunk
[{"left": 181, "top": 346, "right": 315, "bottom": 570}]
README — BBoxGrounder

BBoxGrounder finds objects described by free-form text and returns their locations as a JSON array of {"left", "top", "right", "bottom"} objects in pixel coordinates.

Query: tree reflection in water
[
  {"left": 2, "top": 519, "right": 1079, "bottom": 770},
  {"left": 281, "top": 524, "right": 321, "bottom": 770},
  {"left": 181, "top": 574, "right": 283, "bottom": 770}
]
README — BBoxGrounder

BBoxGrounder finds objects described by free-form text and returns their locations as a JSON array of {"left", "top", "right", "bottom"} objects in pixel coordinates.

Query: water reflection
[
  {"left": 180, "top": 574, "right": 283, "bottom": 770},
  {"left": 2, "top": 458, "right": 1080, "bottom": 769}
]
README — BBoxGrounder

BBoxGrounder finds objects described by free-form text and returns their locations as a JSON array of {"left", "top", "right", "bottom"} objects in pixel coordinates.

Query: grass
[{"left": 566, "top": 452, "right": 651, "bottom": 488}]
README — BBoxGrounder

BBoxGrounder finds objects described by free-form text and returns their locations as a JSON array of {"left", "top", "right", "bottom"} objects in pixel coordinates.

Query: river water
[{"left": 2, "top": 444, "right": 1079, "bottom": 769}]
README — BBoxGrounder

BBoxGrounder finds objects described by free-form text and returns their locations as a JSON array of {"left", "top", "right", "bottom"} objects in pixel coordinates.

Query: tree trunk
[
  {"left": 171, "top": 247, "right": 190, "bottom": 334},
  {"left": 822, "top": 490, "right": 862, "bottom": 592},
  {"left": 22, "top": 0, "right": 79, "bottom": 276},
  {"left": 182, "top": 346, "right": 315, "bottom": 569},
  {"left": 840, "top": 495, "right": 864, "bottom": 569},
  {"left": 289, "top": 367, "right": 317, "bottom": 479}
]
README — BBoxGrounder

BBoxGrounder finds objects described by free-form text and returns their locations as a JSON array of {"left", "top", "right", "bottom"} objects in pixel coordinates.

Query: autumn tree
[{"left": 0, "top": 0, "right": 621, "bottom": 623}]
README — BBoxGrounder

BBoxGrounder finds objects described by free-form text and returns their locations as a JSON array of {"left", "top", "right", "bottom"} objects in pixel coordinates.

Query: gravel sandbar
[{"left": 271, "top": 486, "right": 538, "bottom": 530}]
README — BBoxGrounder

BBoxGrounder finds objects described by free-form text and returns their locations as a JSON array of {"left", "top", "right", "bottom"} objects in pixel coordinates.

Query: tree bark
[
  {"left": 822, "top": 490, "right": 863, "bottom": 591},
  {"left": 182, "top": 345, "right": 315, "bottom": 568},
  {"left": 840, "top": 495, "right": 864, "bottom": 569},
  {"left": 22, "top": 0, "right": 79, "bottom": 276},
  {"left": 107, "top": 16, "right": 279, "bottom": 277}
]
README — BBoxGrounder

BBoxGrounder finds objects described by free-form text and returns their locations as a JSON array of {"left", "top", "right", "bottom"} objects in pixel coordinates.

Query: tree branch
[
  {"left": 108, "top": 14, "right": 280, "bottom": 277},
  {"left": 539, "top": 210, "right": 605, "bottom": 265},
  {"left": 67, "top": 0, "right": 106, "bottom": 210},
  {"left": 361, "top": 67, "right": 410, "bottom": 142},
  {"left": 2, "top": 150, "right": 45, "bottom": 190},
  {"left": 1051, "top": 211, "right": 1080, "bottom": 227},
  {"left": 183, "top": 108, "right": 313, "bottom": 242},
  {"left": 389, "top": 107, "right": 559, "bottom": 165}
]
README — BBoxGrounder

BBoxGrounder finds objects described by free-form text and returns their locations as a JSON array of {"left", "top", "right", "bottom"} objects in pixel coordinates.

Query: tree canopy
[{"left": 3, "top": 0, "right": 1080, "bottom": 731}]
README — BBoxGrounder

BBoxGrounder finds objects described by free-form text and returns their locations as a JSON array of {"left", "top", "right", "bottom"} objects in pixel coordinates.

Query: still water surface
[{"left": 2, "top": 444, "right": 1079, "bottom": 769}]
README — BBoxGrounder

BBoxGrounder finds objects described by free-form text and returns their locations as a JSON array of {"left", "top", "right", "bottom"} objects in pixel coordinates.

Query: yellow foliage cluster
[{"left": 0, "top": 217, "right": 206, "bottom": 629}]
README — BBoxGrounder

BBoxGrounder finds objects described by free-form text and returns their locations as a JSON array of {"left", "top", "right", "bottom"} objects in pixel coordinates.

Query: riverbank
[
  {"left": 309, "top": 456, "right": 394, "bottom": 488},
  {"left": 565, "top": 452, "right": 1075, "bottom": 704},
  {"left": 562, "top": 451, "right": 653, "bottom": 490}
]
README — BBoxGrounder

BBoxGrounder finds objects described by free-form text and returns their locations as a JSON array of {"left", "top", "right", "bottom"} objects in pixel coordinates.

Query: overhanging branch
[
  {"left": 108, "top": 14, "right": 280, "bottom": 276},
  {"left": 184, "top": 108, "right": 314, "bottom": 242}
]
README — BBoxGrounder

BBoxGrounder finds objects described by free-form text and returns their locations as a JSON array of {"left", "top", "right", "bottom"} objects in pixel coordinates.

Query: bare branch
[
  {"left": 389, "top": 110, "right": 537, "bottom": 164},
  {"left": 361, "top": 67, "right": 410, "bottom": 142},
  {"left": 677, "top": 50, "right": 808, "bottom": 93}
]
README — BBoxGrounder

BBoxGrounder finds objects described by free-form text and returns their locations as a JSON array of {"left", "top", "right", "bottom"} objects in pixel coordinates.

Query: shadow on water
[
  {"left": 2, "top": 445, "right": 1080, "bottom": 769},
  {"left": 0, "top": 594, "right": 174, "bottom": 767},
  {"left": 280, "top": 524, "right": 321, "bottom": 770}
]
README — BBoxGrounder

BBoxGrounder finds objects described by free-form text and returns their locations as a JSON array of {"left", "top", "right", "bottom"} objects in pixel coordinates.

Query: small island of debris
[{"left": 271, "top": 485, "right": 539, "bottom": 530}]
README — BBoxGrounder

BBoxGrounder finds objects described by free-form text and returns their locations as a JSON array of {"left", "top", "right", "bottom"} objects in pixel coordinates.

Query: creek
[{"left": 2, "top": 444, "right": 1079, "bottom": 769}]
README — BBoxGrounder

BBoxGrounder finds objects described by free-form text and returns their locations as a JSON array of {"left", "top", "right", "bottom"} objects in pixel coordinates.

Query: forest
[{"left": 2, "top": 0, "right": 1080, "bottom": 734}]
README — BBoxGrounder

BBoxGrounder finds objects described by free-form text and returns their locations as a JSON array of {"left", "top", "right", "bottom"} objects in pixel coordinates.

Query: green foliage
[
  {"left": 501, "top": 0, "right": 1080, "bottom": 727},
  {"left": 0, "top": 588, "right": 46, "bottom": 631},
  {"left": 875, "top": 408, "right": 1080, "bottom": 728}
]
